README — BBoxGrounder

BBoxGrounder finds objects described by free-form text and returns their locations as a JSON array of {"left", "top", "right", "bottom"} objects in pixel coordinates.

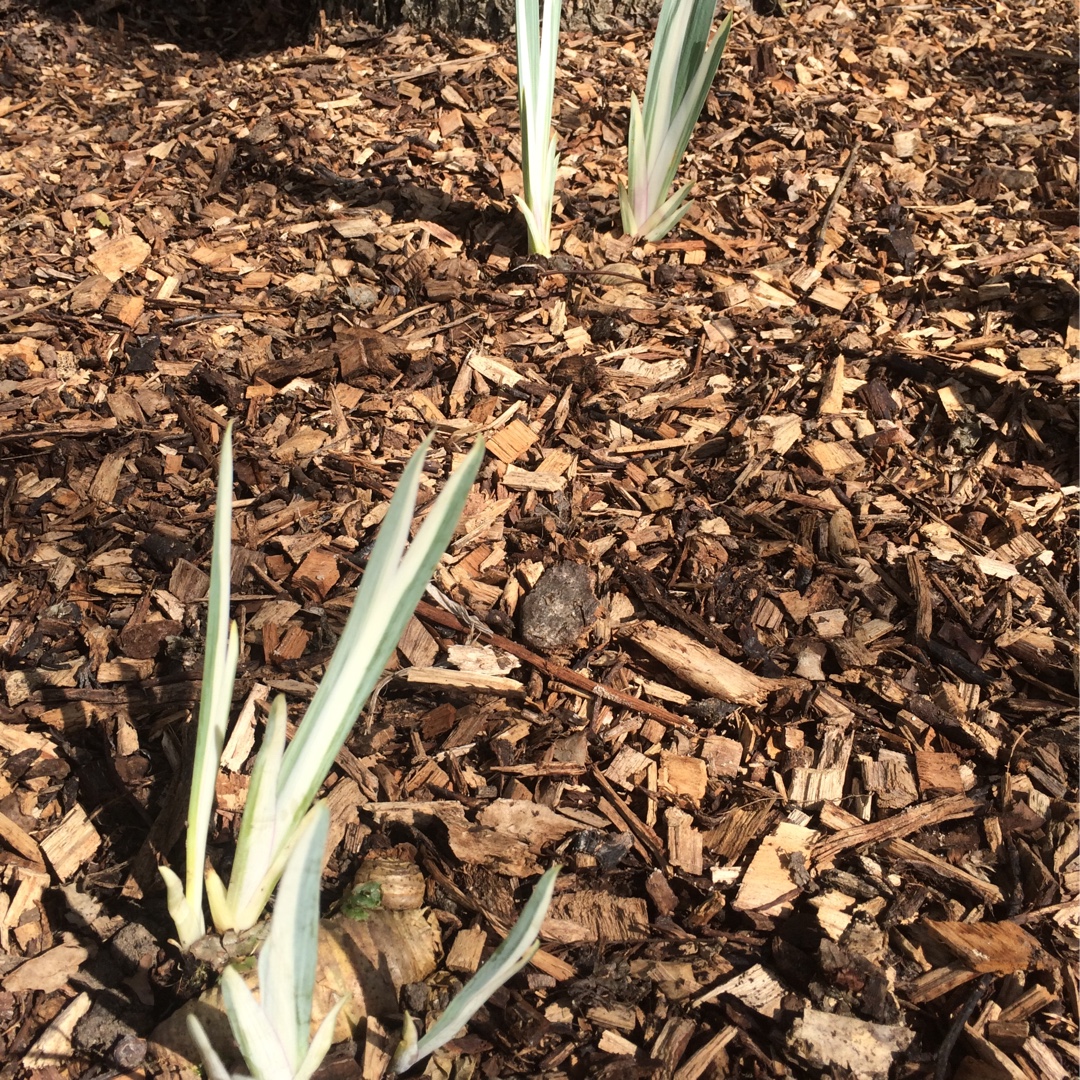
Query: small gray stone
[
  {"left": 112, "top": 1033, "right": 147, "bottom": 1068},
  {"left": 519, "top": 563, "right": 598, "bottom": 654}
]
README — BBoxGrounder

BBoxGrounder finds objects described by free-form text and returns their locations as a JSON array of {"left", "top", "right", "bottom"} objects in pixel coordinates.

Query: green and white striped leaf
[
  {"left": 390, "top": 865, "right": 560, "bottom": 1074},
  {"left": 620, "top": 0, "right": 732, "bottom": 241},
  {"left": 162, "top": 422, "right": 239, "bottom": 948},
  {"left": 515, "top": 0, "right": 563, "bottom": 254}
]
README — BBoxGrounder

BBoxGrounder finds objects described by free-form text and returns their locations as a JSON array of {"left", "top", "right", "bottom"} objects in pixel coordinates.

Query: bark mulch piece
[{"left": 0, "top": 1, "right": 1076, "bottom": 1078}]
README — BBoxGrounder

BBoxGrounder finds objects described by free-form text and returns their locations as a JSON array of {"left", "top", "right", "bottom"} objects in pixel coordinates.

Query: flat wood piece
[
  {"left": 902, "top": 961, "right": 981, "bottom": 1004},
  {"left": 915, "top": 750, "right": 967, "bottom": 797},
  {"left": 629, "top": 621, "right": 782, "bottom": 705},
  {"left": 0, "top": 810, "right": 45, "bottom": 869},
  {"left": 658, "top": 752, "right": 707, "bottom": 803},
  {"left": 733, "top": 822, "right": 818, "bottom": 918},
  {"left": 486, "top": 418, "right": 538, "bottom": 463},
  {"left": 21, "top": 992, "right": 92, "bottom": 1070},
  {"left": 548, "top": 891, "right": 650, "bottom": 943},
  {"left": 666, "top": 807, "right": 704, "bottom": 874},
  {"left": 40, "top": 805, "right": 101, "bottom": 882},
  {"left": 925, "top": 919, "right": 1041, "bottom": 974},
  {"left": 445, "top": 926, "right": 487, "bottom": 974},
  {"left": 293, "top": 547, "right": 340, "bottom": 601},
  {"left": 786, "top": 1009, "right": 914, "bottom": 1079},
  {"left": 706, "top": 963, "right": 787, "bottom": 1018},
  {"left": 2, "top": 934, "right": 88, "bottom": 993}
]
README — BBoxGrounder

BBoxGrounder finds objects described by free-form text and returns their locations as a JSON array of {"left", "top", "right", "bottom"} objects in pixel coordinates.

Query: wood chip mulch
[{"left": 0, "top": 1, "right": 1077, "bottom": 1078}]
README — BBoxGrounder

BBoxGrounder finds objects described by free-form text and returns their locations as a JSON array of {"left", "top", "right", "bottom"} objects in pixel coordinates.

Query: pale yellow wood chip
[
  {"left": 486, "top": 418, "right": 538, "bottom": 463},
  {"left": 40, "top": 804, "right": 101, "bottom": 882},
  {"left": 804, "top": 438, "right": 865, "bottom": 475},
  {"left": 630, "top": 622, "right": 780, "bottom": 705},
  {"left": 732, "top": 822, "right": 818, "bottom": 918},
  {"left": 88, "top": 234, "right": 150, "bottom": 280},
  {"left": 22, "top": 992, "right": 92, "bottom": 1069},
  {"left": 666, "top": 807, "right": 703, "bottom": 874},
  {"left": 658, "top": 753, "right": 707, "bottom": 803},
  {"left": 704, "top": 963, "right": 787, "bottom": 1018},
  {"left": 502, "top": 463, "right": 566, "bottom": 491},
  {"left": 97, "top": 658, "right": 155, "bottom": 683}
]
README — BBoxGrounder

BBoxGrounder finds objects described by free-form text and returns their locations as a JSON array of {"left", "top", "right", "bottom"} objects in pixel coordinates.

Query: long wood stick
[
  {"left": 809, "top": 138, "right": 862, "bottom": 264},
  {"left": 413, "top": 599, "right": 694, "bottom": 730}
]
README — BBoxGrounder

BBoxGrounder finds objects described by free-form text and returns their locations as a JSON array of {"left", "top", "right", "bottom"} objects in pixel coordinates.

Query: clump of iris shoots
[{"left": 620, "top": 0, "right": 733, "bottom": 241}]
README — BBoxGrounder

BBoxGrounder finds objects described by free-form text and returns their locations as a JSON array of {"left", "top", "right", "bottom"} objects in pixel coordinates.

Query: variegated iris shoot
[
  {"left": 160, "top": 425, "right": 483, "bottom": 946},
  {"left": 620, "top": 0, "right": 733, "bottom": 241},
  {"left": 389, "top": 864, "right": 560, "bottom": 1074},
  {"left": 186, "top": 803, "right": 346, "bottom": 1080},
  {"left": 515, "top": 0, "right": 563, "bottom": 255},
  {"left": 161, "top": 422, "right": 560, "bottom": 1079}
]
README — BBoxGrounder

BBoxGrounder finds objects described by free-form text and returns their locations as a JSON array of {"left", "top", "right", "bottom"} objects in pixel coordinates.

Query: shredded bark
[{"left": 0, "top": 1, "right": 1076, "bottom": 1078}]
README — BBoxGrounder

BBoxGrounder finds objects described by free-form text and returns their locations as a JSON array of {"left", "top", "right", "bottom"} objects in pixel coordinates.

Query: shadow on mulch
[{"left": 28, "top": 0, "right": 326, "bottom": 57}]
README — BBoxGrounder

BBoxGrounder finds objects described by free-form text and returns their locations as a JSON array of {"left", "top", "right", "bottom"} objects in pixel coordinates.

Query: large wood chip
[
  {"left": 40, "top": 804, "right": 101, "bottom": 882},
  {"left": 22, "top": 992, "right": 92, "bottom": 1070},
  {"left": 924, "top": 919, "right": 1041, "bottom": 974},
  {"left": 88, "top": 450, "right": 127, "bottom": 505},
  {"left": 786, "top": 1009, "right": 914, "bottom": 1080},
  {"left": 0, "top": 809, "right": 45, "bottom": 869},
  {"left": 547, "top": 891, "right": 650, "bottom": 943},
  {"left": 2, "top": 935, "right": 88, "bottom": 992},
  {"left": 88, "top": 234, "right": 150, "bottom": 280},
  {"left": 706, "top": 963, "right": 788, "bottom": 1018},
  {"left": 733, "top": 822, "right": 818, "bottom": 919},
  {"left": 629, "top": 622, "right": 782, "bottom": 705},
  {"left": 486, "top": 417, "right": 539, "bottom": 463}
]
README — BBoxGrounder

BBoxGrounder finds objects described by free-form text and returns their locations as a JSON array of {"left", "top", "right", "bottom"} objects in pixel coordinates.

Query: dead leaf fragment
[{"left": 370, "top": 800, "right": 582, "bottom": 877}]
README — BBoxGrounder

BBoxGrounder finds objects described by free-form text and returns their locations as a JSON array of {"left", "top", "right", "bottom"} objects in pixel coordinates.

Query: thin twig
[
  {"left": 1022, "top": 555, "right": 1079, "bottom": 630},
  {"left": 966, "top": 240, "right": 1054, "bottom": 271},
  {"left": 0, "top": 284, "right": 78, "bottom": 324},
  {"left": 932, "top": 971, "right": 993, "bottom": 1080},
  {"left": 414, "top": 599, "right": 694, "bottom": 730},
  {"left": 809, "top": 138, "right": 862, "bottom": 264}
]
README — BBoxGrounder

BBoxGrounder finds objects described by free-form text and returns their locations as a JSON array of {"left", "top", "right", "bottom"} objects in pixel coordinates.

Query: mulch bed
[{"left": 0, "top": 1, "right": 1077, "bottom": 1077}]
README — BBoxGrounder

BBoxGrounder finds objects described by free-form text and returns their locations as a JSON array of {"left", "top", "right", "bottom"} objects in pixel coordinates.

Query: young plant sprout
[
  {"left": 163, "top": 422, "right": 560, "bottom": 1080},
  {"left": 514, "top": 0, "right": 563, "bottom": 255},
  {"left": 159, "top": 422, "right": 239, "bottom": 949},
  {"left": 160, "top": 424, "right": 483, "bottom": 946},
  {"left": 619, "top": 0, "right": 733, "bottom": 241},
  {"left": 187, "top": 804, "right": 346, "bottom": 1080}
]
